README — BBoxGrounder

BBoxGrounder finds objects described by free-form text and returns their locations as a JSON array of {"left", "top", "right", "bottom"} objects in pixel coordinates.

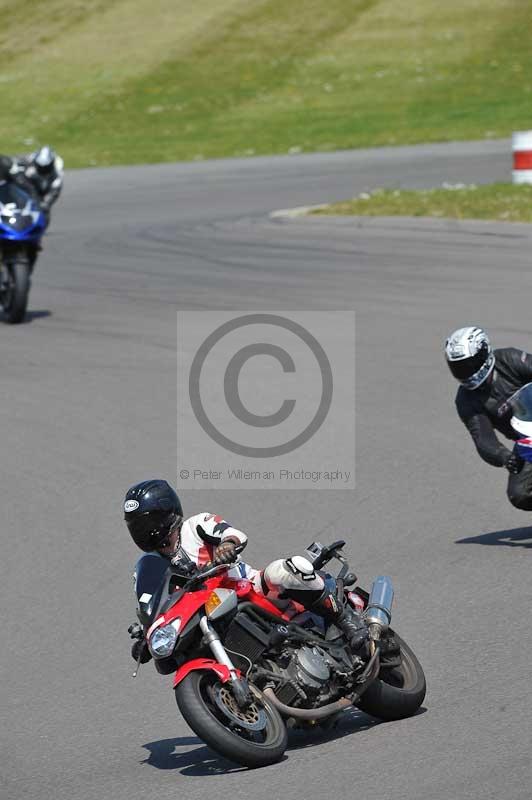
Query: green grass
[
  {"left": 1, "top": 0, "right": 532, "bottom": 166},
  {"left": 314, "top": 183, "right": 532, "bottom": 222}
]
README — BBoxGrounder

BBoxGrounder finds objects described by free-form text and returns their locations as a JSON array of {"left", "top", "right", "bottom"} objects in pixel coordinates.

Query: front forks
[
  {"left": 200, "top": 615, "right": 251, "bottom": 708},
  {"left": 0, "top": 261, "right": 8, "bottom": 288},
  {"left": 0, "top": 261, "right": 11, "bottom": 307}
]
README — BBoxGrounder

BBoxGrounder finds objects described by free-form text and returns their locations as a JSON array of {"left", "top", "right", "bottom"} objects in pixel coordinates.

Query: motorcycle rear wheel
[
  {"left": 356, "top": 632, "right": 426, "bottom": 721},
  {"left": 1, "top": 260, "right": 30, "bottom": 324},
  {"left": 175, "top": 671, "right": 287, "bottom": 768}
]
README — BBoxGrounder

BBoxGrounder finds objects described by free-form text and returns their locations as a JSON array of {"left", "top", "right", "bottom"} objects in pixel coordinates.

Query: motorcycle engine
[{"left": 287, "top": 646, "right": 330, "bottom": 692}]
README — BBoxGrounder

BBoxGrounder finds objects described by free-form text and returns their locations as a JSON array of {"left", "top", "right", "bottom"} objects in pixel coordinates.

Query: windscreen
[
  {"left": 134, "top": 553, "right": 171, "bottom": 627},
  {"left": 0, "top": 182, "right": 40, "bottom": 232},
  {"left": 509, "top": 382, "right": 532, "bottom": 423},
  {"left": 0, "top": 182, "right": 31, "bottom": 207}
]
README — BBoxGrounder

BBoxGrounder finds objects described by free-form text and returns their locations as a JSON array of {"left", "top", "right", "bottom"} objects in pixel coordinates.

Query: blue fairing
[
  {"left": 0, "top": 183, "right": 46, "bottom": 244},
  {"left": 0, "top": 215, "right": 46, "bottom": 242}
]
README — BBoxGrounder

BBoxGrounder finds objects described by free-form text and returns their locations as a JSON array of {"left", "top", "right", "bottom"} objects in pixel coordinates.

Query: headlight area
[{"left": 148, "top": 619, "right": 181, "bottom": 657}]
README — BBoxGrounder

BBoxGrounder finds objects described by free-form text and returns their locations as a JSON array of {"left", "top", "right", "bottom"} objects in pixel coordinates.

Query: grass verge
[
  {"left": 313, "top": 183, "right": 532, "bottom": 223},
  {"left": 1, "top": 0, "right": 532, "bottom": 166}
]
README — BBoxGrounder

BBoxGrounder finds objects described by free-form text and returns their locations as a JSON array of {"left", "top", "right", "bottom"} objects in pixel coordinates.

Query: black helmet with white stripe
[{"left": 445, "top": 326, "right": 495, "bottom": 390}]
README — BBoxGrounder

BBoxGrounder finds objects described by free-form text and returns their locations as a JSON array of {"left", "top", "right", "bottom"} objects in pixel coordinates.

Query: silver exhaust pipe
[
  {"left": 263, "top": 688, "right": 353, "bottom": 720},
  {"left": 364, "top": 576, "right": 394, "bottom": 640}
]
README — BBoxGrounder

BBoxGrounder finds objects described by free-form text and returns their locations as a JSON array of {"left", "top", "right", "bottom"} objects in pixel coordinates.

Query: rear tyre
[
  {"left": 1, "top": 260, "right": 30, "bottom": 324},
  {"left": 175, "top": 671, "right": 287, "bottom": 768},
  {"left": 356, "top": 632, "right": 426, "bottom": 721}
]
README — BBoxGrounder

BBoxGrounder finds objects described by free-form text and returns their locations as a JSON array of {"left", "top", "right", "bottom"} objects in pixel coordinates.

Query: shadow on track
[
  {"left": 141, "top": 736, "right": 247, "bottom": 775},
  {"left": 456, "top": 526, "right": 532, "bottom": 548},
  {"left": 1, "top": 310, "right": 52, "bottom": 324},
  {"left": 24, "top": 310, "right": 52, "bottom": 323},
  {"left": 141, "top": 708, "right": 410, "bottom": 775},
  {"left": 286, "top": 708, "right": 379, "bottom": 752},
  {"left": 287, "top": 706, "right": 426, "bottom": 752}
]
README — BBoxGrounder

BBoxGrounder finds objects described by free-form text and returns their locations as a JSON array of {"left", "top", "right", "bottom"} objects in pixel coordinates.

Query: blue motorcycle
[
  {"left": 0, "top": 181, "right": 46, "bottom": 323},
  {"left": 509, "top": 382, "right": 532, "bottom": 462}
]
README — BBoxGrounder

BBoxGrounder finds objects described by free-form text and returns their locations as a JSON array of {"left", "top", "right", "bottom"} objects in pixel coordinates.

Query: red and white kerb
[{"left": 512, "top": 131, "right": 532, "bottom": 185}]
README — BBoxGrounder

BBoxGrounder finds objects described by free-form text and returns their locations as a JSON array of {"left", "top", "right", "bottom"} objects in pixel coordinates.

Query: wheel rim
[
  {"left": 200, "top": 676, "right": 276, "bottom": 745},
  {"left": 213, "top": 684, "right": 267, "bottom": 731}
]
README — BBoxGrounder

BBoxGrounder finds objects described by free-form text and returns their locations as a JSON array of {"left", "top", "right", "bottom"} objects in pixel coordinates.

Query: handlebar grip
[
  {"left": 312, "top": 539, "right": 346, "bottom": 569},
  {"left": 128, "top": 623, "right": 143, "bottom": 639},
  {"left": 329, "top": 539, "right": 346, "bottom": 552}
]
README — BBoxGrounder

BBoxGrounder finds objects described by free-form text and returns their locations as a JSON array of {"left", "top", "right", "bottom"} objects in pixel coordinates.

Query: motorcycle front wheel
[
  {"left": 175, "top": 671, "right": 287, "bottom": 768},
  {"left": 1, "top": 260, "right": 30, "bottom": 324},
  {"left": 356, "top": 631, "right": 426, "bottom": 721}
]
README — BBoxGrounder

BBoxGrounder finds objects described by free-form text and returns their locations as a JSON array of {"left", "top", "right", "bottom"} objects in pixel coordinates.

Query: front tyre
[
  {"left": 175, "top": 672, "right": 287, "bottom": 768},
  {"left": 356, "top": 632, "right": 426, "bottom": 721},
  {"left": 1, "top": 260, "right": 30, "bottom": 324}
]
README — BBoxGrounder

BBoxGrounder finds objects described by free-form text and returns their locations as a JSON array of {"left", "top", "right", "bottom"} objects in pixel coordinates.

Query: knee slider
[{"left": 285, "top": 555, "right": 316, "bottom": 581}]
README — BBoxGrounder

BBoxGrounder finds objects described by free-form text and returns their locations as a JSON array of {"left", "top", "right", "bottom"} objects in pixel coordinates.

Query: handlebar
[
  {"left": 179, "top": 560, "right": 235, "bottom": 591},
  {"left": 310, "top": 539, "right": 346, "bottom": 570},
  {"left": 174, "top": 540, "right": 352, "bottom": 593}
]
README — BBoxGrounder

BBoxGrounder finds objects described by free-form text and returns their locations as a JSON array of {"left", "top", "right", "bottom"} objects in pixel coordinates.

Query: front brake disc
[{"left": 213, "top": 684, "right": 267, "bottom": 731}]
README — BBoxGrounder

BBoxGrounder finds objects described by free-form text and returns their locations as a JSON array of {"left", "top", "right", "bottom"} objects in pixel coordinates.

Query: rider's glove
[
  {"left": 213, "top": 540, "right": 238, "bottom": 565},
  {"left": 131, "top": 639, "right": 152, "bottom": 664},
  {"left": 129, "top": 623, "right": 152, "bottom": 664},
  {"left": 506, "top": 450, "right": 524, "bottom": 475}
]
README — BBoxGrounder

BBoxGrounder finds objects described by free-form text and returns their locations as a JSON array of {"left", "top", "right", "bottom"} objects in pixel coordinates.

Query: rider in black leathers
[
  {"left": 15, "top": 146, "right": 64, "bottom": 222},
  {"left": 0, "top": 156, "right": 39, "bottom": 201},
  {"left": 446, "top": 326, "right": 532, "bottom": 510},
  {"left": 0, "top": 148, "right": 63, "bottom": 226}
]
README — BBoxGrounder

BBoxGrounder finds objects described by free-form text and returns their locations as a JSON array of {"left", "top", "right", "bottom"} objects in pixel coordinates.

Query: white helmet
[
  {"left": 33, "top": 146, "right": 56, "bottom": 175},
  {"left": 445, "top": 326, "right": 495, "bottom": 390}
]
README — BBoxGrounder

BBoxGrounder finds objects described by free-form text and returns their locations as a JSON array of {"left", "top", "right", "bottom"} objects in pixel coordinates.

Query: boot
[
  {"left": 311, "top": 589, "right": 368, "bottom": 652},
  {"left": 336, "top": 607, "right": 369, "bottom": 652}
]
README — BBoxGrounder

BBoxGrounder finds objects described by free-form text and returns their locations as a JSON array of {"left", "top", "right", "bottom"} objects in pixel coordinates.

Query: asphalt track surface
[{"left": 2, "top": 139, "right": 531, "bottom": 800}]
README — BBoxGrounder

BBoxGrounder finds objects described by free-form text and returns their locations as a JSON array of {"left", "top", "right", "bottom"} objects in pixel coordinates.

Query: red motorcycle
[{"left": 129, "top": 540, "right": 426, "bottom": 768}]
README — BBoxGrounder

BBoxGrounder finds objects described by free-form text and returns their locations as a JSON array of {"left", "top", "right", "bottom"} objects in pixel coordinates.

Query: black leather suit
[{"left": 455, "top": 347, "right": 532, "bottom": 510}]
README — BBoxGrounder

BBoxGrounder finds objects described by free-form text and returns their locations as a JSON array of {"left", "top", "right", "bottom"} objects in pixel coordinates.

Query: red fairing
[
  {"left": 150, "top": 572, "right": 293, "bottom": 693},
  {"left": 147, "top": 575, "right": 251, "bottom": 638},
  {"left": 246, "top": 586, "right": 295, "bottom": 620},
  {"left": 173, "top": 658, "right": 236, "bottom": 687},
  {"left": 147, "top": 585, "right": 214, "bottom": 638},
  {"left": 232, "top": 579, "right": 253, "bottom": 597},
  {"left": 219, "top": 574, "right": 300, "bottom": 620},
  {"left": 151, "top": 572, "right": 282, "bottom": 636}
]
